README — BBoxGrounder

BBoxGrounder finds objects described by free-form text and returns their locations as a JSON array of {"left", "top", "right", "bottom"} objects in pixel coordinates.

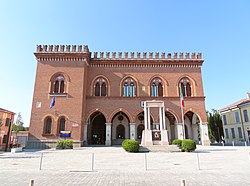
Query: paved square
[{"left": 0, "top": 146, "right": 250, "bottom": 185}]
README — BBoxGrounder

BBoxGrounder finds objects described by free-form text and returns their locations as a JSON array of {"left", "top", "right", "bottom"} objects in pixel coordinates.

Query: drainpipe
[{"left": 238, "top": 107, "right": 247, "bottom": 142}]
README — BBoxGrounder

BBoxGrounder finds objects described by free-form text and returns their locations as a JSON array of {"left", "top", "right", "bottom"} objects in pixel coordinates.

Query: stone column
[
  {"left": 147, "top": 107, "right": 151, "bottom": 130},
  {"left": 129, "top": 123, "right": 136, "bottom": 140},
  {"left": 144, "top": 104, "right": 148, "bottom": 130},
  {"left": 159, "top": 107, "right": 163, "bottom": 131},
  {"left": 192, "top": 124, "right": 199, "bottom": 143},
  {"left": 105, "top": 123, "right": 112, "bottom": 146},
  {"left": 162, "top": 107, "right": 166, "bottom": 130},
  {"left": 83, "top": 123, "right": 88, "bottom": 145},
  {"left": 200, "top": 122, "right": 210, "bottom": 145},
  {"left": 176, "top": 123, "right": 184, "bottom": 140}
]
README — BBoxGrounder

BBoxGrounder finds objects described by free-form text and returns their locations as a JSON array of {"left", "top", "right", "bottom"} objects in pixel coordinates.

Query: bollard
[
  {"left": 222, "top": 142, "right": 224, "bottom": 147},
  {"left": 196, "top": 153, "right": 200, "bottom": 170},
  {"left": 232, "top": 141, "right": 234, "bottom": 146},
  {"left": 245, "top": 141, "right": 247, "bottom": 147},
  {"left": 91, "top": 153, "right": 94, "bottom": 171},
  {"left": 181, "top": 179, "right": 186, "bottom": 186},
  {"left": 144, "top": 153, "right": 148, "bottom": 171},
  {"left": 29, "top": 179, "right": 34, "bottom": 186},
  {"left": 39, "top": 153, "right": 43, "bottom": 170}
]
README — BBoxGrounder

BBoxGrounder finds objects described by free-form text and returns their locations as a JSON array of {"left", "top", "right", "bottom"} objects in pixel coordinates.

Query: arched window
[
  {"left": 116, "top": 124, "right": 125, "bottom": 139},
  {"left": 94, "top": 78, "right": 107, "bottom": 96},
  {"left": 51, "top": 74, "right": 66, "bottom": 94},
  {"left": 151, "top": 78, "right": 163, "bottom": 97},
  {"left": 44, "top": 117, "right": 52, "bottom": 134},
  {"left": 123, "top": 77, "right": 136, "bottom": 97},
  {"left": 58, "top": 117, "right": 66, "bottom": 133},
  {"left": 179, "top": 78, "right": 192, "bottom": 97}
]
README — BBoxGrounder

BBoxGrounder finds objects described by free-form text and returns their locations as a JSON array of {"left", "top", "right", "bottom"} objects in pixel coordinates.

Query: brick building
[
  {"left": 28, "top": 44, "right": 210, "bottom": 148},
  {"left": 0, "top": 108, "right": 15, "bottom": 150}
]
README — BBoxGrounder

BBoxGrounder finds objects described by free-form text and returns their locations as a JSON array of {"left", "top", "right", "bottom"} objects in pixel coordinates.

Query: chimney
[{"left": 247, "top": 92, "right": 250, "bottom": 98}]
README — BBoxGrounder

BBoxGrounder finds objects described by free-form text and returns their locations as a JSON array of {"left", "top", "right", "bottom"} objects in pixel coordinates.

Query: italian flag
[{"left": 179, "top": 86, "right": 185, "bottom": 107}]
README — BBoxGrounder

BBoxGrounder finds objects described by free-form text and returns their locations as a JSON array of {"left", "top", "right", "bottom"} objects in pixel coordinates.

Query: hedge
[
  {"left": 172, "top": 139, "right": 182, "bottom": 147},
  {"left": 56, "top": 139, "right": 73, "bottom": 148},
  {"left": 122, "top": 139, "right": 139, "bottom": 152},
  {"left": 181, "top": 139, "right": 196, "bottom": 152}
]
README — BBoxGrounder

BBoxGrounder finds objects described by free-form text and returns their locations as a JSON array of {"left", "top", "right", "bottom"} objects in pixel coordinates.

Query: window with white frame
[
  {"left": 151, "top": 78, "right": 163, "bottom": 97},
  {"left": 238, "top": 127, "right": 243, "bottom": 139},
  {"left": 123, "top": 78, "right": 136, "bottom": 97},
  {"left": 235, "top": 112, "right": 240, "bottom": 123},
  {"left": 225, "top": 128, "right": 229, "bottom": 139},
  {"left": 243, "top": 109, "right": 249, "bottom": 122},
  {"left": 223, "top": 115, "right": 227, "bottom": 125},
  {"left": 231, "top": 128, "right": 235, "bottom": 139},
  {"left": 94, "top": 78, "right": 107, "bottom": 96},
  {"left": 179, "top": 77, "right": 192, "bottom": 97}
]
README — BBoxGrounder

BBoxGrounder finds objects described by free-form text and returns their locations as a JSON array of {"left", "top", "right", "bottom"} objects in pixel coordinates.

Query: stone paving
[{"left": 0, "top": 146, "right": 250, "bottom": 186}]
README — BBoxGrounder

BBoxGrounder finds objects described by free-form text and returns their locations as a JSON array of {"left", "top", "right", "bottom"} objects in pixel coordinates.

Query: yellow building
[{"left": 219, "top": 95, "right": 250, "bottom": 143}]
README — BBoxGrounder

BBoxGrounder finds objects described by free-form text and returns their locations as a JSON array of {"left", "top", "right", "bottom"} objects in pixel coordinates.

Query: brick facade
[
  {"left": 0, "top": 108, "right": 15, "bottom": 149},
  {"left": 28, "top": 45, "right": 210, "bottom": 148}
]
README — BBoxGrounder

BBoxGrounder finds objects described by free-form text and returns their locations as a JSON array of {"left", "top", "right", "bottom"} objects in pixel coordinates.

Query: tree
[
  {"left": 12, "top": 112, "right": 26, "bottom": 133},
  {"left": 207, "top": 109, "right": 224, "bottom": 143}
]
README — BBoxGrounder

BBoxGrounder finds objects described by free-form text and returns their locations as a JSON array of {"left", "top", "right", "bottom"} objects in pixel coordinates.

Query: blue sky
[{"left": 0, "top": 1, "right": 249, "bottom": 126}]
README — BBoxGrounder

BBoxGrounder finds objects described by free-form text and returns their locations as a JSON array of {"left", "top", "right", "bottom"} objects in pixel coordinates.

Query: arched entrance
[
  {"left": 88, "top": 112, "right": 106, "bottom": 145},
  {"left": 165, "top": 111, "right": 177, "bottom": 143},
  {"left": 111, "top": 112, "right": 130, "bottom": 145},
  {"left": 184, "top": 111, "right": 200, "bottom": 143}
]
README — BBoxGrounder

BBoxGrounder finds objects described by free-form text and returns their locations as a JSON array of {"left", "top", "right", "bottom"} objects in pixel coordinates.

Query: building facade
[
  {"left": 0, "top": 108, "right": 15, "bottom": 150},
  {"left": 219, "top": 94, "right": 250, "bottom": 143},
  {"left": 28, "top": 44, "right": 209, "bottom": 148}
]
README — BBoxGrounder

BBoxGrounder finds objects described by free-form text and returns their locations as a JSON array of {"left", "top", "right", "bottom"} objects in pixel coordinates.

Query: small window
[
  {"left": 225, "top": 128, "right": 229, "bottom": 139},
  {"left": 243, "top": 110, "right": 249, "bottom": 122},
  {"left": 179, "top": 78, "right": 191, "bottom": 97},
  {"left": 238, "top": 127, "right": 243, "bottom": 139},
  {"left": 44, "top": 117, "right": 52, "bottom": 134},
  {"left": 231, "top": 128, "right": 235, "bottom": 139},
  {"left": 235, "top": 112, "right": 240, "bottom": 123},
  {"left": 58, "top": 117, "right": 66, "bottom": 133},
  {"left": 151, "top": 78, "right": 163, "bottom": 97},
  {"left": 5, "top": 118, "right": 11, "bottom": 126},
  {"left": 223, "top": 115, "right": 227, "bottom": 125},
  {"left": 123, "top": 78, "right": 136, "bottom": 97}
]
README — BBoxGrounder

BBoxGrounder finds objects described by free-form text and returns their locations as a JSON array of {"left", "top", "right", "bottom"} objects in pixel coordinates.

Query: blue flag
[{"left": 50, "top": 97, "right": 55, "bottom": 109}]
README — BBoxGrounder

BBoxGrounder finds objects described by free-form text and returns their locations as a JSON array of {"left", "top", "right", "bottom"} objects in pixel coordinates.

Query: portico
[{"left": 141, "top": 100, "right": 169, "bottom": 146}]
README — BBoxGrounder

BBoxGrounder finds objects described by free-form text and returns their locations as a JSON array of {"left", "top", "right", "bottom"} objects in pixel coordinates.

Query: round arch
[
  {"left": 176, "top": 75, "right": 197, "bottom": 96},
  {"left": 148, "top": 75, "right": 169, "bottom": 97},
  {"left": 86, "top": 109, "right": 108, "bottom": 123},
  {"left": 119, "top": 75, "right": 139, "bottom": 96},
  {"left": 109, "top": 109, "right": 133, "bottom": 123},
  {"left": 90, "top": 75, "right": 110, "bottom": 96},
  {"left": 87, "top": 111, "right": 107, "bottom": 145}
]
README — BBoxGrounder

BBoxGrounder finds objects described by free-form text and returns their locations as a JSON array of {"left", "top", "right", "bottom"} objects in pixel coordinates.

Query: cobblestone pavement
[{"left": 0, "top": 146, "right": 250, "bottom": 186}]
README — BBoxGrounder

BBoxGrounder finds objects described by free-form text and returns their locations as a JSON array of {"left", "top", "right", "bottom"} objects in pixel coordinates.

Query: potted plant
[{"left": 56, "top": 139, "right": 73, "bottom": 149}]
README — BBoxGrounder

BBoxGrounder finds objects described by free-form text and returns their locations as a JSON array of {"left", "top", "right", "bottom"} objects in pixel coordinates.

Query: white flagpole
[
  {"left": 181, "top": 102, "right": 185, "bottom": 139},
  {"left": 179, "top": 85, "right": 186, "bottom": 139}
]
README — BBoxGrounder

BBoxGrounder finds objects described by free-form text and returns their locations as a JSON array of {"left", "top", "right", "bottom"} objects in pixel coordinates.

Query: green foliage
[
  {"left": 172, "top": 139, "right": 182, "bottom": 147},
  {"left": 181, "top": 139, "right": 196, "bottom": 152},
  {"left": 122, "top": 139, "right": 139, "bottom": 152},
  {"left": 12, "top": 112, "right": 26, "bottom": 133},
  {"left": 56, "top": 139, "right": 73, "bottom": 148},
  {"left": 207, "top": 109, "right": 223, "bottom": 142}
]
